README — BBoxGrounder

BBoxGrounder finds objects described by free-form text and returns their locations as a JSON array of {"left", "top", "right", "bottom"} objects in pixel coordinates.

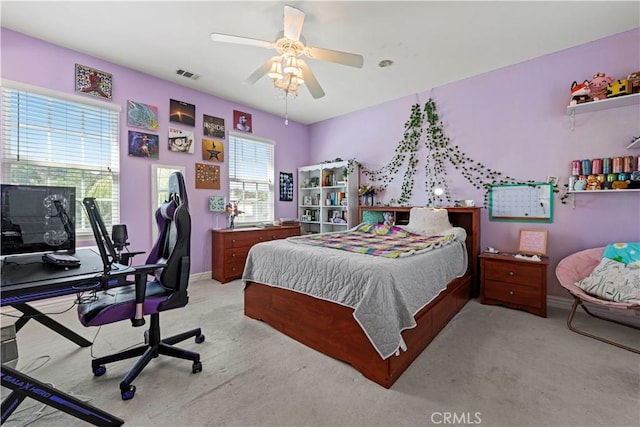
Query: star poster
[{"left": 202, "top": 138, "right": 224, "bottom": 162}]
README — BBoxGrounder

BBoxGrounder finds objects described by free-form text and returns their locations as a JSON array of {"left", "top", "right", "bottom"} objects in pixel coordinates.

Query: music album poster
[
  {"left": 128, "top": 131, "right": 159, "bottom": 159},
  {"left": 203, "top": 114, "right": 225, "bottom": 138},
  {"left": 127, "top": 100, "right": 159, "bottom": 131},
  {"left": 168, "top": 127, "right": 194, "bottom": 153},
  {"left": 169, "top": 99, "right": 196, "bottom": 126},
  {"left": 202, "top": 138, "right": 224, "bottom": 162},
  {"left": 233, "top": 110, "right": 252, "bottom": 133}
]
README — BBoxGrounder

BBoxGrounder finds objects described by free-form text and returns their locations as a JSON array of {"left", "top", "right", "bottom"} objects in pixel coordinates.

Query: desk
[
  {"left": 1, "top": 248, "right": 133, "bottom": 347},
  {"left": 1, "top": 248, "right": 131, "bottom": 426}
]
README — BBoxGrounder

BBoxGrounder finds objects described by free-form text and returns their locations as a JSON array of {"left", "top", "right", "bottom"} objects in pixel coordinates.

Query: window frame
[
  {"left": 227, "top": 131, "right": 275, "bottom": 226},
  {"left": 1, "top": 79, "right": 121, "bottom": 244}
]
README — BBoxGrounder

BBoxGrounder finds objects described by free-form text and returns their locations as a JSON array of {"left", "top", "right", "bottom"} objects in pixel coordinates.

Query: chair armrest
[{"left": 129, "top": 263, "right": 165, "bottom": 326}]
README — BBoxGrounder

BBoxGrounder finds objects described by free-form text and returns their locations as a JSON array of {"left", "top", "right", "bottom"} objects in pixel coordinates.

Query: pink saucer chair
[{"left": 555, "top": 247, "right": 639, "bottom": 354}]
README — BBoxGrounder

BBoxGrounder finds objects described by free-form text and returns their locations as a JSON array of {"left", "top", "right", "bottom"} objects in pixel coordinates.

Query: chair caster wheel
[
  {"left": 93, "top": 365, "right": 106, "bottom": 377},
  {"left": 195, "top": 334, "right": 205, "bottom": 344},
  {"left": 192, "top": 362, "right": 203, "bottom": 373},
  {"left": 121, "top": 384, "right": 136, "bottom": 401},
  {"left": 144, "top": 329, "right": 149, "bottom": 344}
]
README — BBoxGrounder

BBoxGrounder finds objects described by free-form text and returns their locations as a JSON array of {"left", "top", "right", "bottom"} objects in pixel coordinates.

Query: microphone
[{"left": 112, "top": 224, "right": 129, "bottom": 251}]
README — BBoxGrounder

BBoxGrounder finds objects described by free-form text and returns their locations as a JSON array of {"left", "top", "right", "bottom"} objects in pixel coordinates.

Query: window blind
[
  {"left": 1, "top": 85, "right": 120, "bottom": 239},
  {"left": 228, "top": 132, "right": 274, "bottom": 225}
]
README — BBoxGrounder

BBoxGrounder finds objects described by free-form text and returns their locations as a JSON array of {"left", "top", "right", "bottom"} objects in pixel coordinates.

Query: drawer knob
[
  {"left": 508, "top": 271, "right": 515, "bottom": 276},
  {"left": 509, "top": 290, "right": 514, "bottom": 296},
  {"left": 232, "top": 253, "right": 236, "bottom": 257},
  {"left": 232, "top": 239, "right": 236, "bottom": 244},
  {"left": 259, "top": 236, "right": 264, "bottom": 240}
]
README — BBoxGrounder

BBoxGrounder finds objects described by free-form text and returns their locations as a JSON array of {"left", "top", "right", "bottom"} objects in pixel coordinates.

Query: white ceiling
[{"left": 2, "top": 1, "right": 638, "bottom": 125}]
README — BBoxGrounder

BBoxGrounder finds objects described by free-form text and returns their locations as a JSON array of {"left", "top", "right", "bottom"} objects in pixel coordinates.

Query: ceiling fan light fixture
[
  {"left": 268, "top": 60, "right": 283, "bottom": 79},
  {"left": 283, "top": 56, "right": 300, "bottom": 76}
]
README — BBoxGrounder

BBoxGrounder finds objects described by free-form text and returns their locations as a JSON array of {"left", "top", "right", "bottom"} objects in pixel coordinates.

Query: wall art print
[
  {"left": 203, "top": 114, "right": 225, "bottom": 138},
  {"left": 128, "top": 131, "right": 159, "bottom": 159},
  {"left": 202, "top": 138, "right": 224, "bottom": 162},
  {"left": 195, "top": 163, "right": 220, "bottom": 189},
  {"left": 168, "top": 127, "right": 194, "bottom": 153},
  {"left": 75, "top": 64, "right": 112, "bottom": 99},
  {"left": 127, "top": 100, "right": 159, "bottom": 130},
  {"left": 279, "top": 172, "right": 294, "bottom": 202},
  {"left": 233, "top": 110, "right": 252, "bottom": 133},
  {"left": 169, "top": 99, "right": 196, "bottom": 127}
]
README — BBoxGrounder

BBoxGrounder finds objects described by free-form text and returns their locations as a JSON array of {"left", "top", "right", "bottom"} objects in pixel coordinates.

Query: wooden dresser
[
  {"left": 479, "top": 253, "right": 548, "bottom": 317},
  {"left": 211, "top": 225, "right": 301, "bottom": 283}
]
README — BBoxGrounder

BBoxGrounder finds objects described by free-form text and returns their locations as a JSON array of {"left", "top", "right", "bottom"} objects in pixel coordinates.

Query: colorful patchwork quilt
[{"left": 289, "top": 223, "right": 455, "bottom": 258}]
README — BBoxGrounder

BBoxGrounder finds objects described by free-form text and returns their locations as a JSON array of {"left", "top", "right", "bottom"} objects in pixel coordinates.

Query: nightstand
[{"left": 479, "top": 253, "right": 548, "bottom": 317}]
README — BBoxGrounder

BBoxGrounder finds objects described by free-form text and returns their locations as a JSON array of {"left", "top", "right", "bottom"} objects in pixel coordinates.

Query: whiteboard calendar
[{"left": 489, "top": 183, "right": 553, "bottom": 223}]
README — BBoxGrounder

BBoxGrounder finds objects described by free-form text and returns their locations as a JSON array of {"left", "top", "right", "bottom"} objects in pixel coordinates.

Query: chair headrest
[{"left": 167, "top": 171, "right": 188, "bottom": 208}]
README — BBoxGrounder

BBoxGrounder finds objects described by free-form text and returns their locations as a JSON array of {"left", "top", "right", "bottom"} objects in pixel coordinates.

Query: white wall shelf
[
  {"left": 566, "top": 188, "right": 640, "bottom": 209},
  {"left": 566, "top": 93, "right": 640, "bottom": 130}
]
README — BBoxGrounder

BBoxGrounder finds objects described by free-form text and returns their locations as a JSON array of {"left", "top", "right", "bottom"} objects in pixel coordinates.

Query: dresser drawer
[
  {"left": 483, "top": 260, "right": 542, "bottom": 287},
  {"left": 223, "top": 260, "right": 246, "bottom": 279},
  {"left": 223, "top": 231, "right": 266, "bottom": 248},
  {"left": 223, "top": 246, "right": 252, "bottom": 265},
  {"left": 483, "top": 280, "right": 542, "bottom": 308},
  {"left": 266, "top": 227, "right": 300, "bottom": 240}
]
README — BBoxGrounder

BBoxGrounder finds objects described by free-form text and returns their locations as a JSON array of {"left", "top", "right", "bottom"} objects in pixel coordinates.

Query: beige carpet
[{"left": 1, "top": 277, "right": 639, "bottom": 427}]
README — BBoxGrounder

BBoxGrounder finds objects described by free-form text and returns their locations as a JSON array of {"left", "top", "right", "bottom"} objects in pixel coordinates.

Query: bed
[{"left": 243, "top": 206, "right": 480, "bottom": 388}]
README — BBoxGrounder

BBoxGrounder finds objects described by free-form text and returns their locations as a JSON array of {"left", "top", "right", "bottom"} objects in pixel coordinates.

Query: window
[
  {"left": 1, "top": 82, "right": 120, "bottom": 241},
  {"left": 151, "top": 164, "right": 184, "bottom": 244},
  {"left": 228, "top": 132, "right": 274, "bottom": 226}
]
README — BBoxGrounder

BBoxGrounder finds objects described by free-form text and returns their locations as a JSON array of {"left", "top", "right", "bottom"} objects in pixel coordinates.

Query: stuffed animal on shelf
[
  {"left": 569, "top": 80, "right": 591, "bottom": 105},
  {"left": 588, "top": 72, "right": 614, "bottom": 101},
  {"left": 607, "top": 79, "right": 631, "bottom": 97},
  {"left": 627, "top": 71, "right": 640, "bottom": 94},
  {"left": 585, "top": 175, "right": 601, "bottom": 191}
]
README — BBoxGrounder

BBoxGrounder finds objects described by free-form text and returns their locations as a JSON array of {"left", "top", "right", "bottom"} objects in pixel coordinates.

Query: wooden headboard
[{"left": 359, "top": 206, "right": 481, "bottom": 297}]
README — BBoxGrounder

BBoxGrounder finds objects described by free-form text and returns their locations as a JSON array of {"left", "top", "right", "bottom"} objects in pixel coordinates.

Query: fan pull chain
[{"left": 284, "top": 94, "right": 289, "bottom": 125}]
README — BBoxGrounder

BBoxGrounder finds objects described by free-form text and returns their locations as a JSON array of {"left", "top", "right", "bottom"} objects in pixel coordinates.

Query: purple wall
[
  {"left": 309, "top": 28, "right": 640, "bottom": 297},
  {"left": 2, "top": 27, "right": 639, "bottom": 294},
  {"left": 1, "top": 28, "right": 308, "bottom": 275}
]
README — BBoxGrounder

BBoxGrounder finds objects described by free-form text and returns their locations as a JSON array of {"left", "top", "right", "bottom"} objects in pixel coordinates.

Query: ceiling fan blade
[
  {"left": 298, "top": 60, "right": 325, "bottom": 99},
  {"left": 283, "top": 5, "right": 305, "bottom": 41},
  {"left": 210, "top": 33, "right": 274, "bottom": 49},
  {"left": 305, "top": 46, "right": 364, "bottom": 68},
  {"left": 244, "top": 58, "right": 275, "bottom": 85}
]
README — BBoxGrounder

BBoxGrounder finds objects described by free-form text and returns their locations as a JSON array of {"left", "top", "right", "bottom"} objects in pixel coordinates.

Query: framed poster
[
  {"left": 202, "top": 138, "right": 224, "bottom": 161},
  {"left": 127, "top": 100, "right": 159, "bottom": 130},
  {"left": 169, "top": 99, "right": 196, "bottom": 127},
  {"left": 128, "top": 131, "right": 159, "bottom": 159},
  {"left": 517, "top": 229, "right": 548, "bottom": 256},
  {"left": 279, "top": 172, "right": 294, "bottom": 201},
  {"left": 233, "top": 110, "right": 252, "bottom": 133},
  {"left": 195, "top": 163, "right": 220, "bottom": 189},
  {"left": 75, "top": 64, "right": 112, "bottom": 99},
  {"left": 168, "top": 127, "right": 194, "bottom": 153},
  {"left": 203, "top": 115, "right": 225, "bottom": 138}
]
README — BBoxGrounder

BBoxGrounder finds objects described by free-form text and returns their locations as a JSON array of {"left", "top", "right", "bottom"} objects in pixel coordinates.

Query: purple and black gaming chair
[{"left": 78, "top": 171, "right": 204, "bottom": 400}]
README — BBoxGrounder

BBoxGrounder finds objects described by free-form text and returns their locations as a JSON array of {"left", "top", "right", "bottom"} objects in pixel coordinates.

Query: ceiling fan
[{"left": 210, "top": 5, "right": 364, "bottom": 99}]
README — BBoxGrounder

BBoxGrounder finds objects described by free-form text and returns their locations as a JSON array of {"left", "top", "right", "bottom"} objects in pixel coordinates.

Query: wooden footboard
[{"left": 244, "top": 273, "right": 471, "bottom": 388}]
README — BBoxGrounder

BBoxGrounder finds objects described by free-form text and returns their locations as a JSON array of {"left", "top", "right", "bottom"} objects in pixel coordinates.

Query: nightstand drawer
[
  {"left": 483, "top": 261, "right": 542, "bottom": 287},
  {"left": 483, "top": 280, "right": 542, "bottom": 308}
]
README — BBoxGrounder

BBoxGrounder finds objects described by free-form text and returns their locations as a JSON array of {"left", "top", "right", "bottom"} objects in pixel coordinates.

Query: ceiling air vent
[{"left": 176, "top": 69, "right": 200, "bottom": 80}]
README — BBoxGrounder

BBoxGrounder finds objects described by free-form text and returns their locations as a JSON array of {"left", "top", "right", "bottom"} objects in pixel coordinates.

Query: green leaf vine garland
[{"left": 347, "top": 98, "right": 565, "bottom": 206}]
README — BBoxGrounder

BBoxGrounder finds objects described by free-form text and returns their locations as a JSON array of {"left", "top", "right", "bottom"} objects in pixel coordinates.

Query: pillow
[
  {"left": 404, "top": 207, "right": 452, "bottom": 236},
  {"left": 362, "top": 210, "right": 385, "bottom": 224},
  {"left": 603, "top": 242, "right": 640, "bottom": 267},
  {"left": 576, "top": 257, "right": 640, "bottom": 303}
]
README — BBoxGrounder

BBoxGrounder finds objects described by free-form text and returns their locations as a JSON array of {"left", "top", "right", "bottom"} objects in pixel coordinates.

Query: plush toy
[
  {"left": 607, "top": 79, "right": 632, "bottom": 97},
  {"left": 569, "top": 80, "right": 591, "bottom": 105},
  {"left": 627, "top": 71, "right": 640, "bottom": 94},
  {"left": 585, "top": 175, "right": 601, "bottom": 191},
  {"left": 383, "top": 211, "right": 394, "bottom": 226},
  {"left": 588, "top": 72, "right": 613, "bottom": 101}
]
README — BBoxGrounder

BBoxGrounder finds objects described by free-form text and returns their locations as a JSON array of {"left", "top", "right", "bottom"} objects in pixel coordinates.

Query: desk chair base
[
  {"left": 91, "top": 313, "right": 204, "bottom": 400},
  {"left": 567, "top": 297, "right": 640, "bottom": 354}
]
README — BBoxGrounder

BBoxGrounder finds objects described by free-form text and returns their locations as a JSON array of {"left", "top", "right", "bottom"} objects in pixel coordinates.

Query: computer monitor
[{"left": 1, "top": 184, "right": 76, "bottom": 256}]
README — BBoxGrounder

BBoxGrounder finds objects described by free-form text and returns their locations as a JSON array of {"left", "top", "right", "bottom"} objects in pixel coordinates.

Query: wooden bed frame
[{"left": 244, "top": 206, "right": 480, "bottom": 388}]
